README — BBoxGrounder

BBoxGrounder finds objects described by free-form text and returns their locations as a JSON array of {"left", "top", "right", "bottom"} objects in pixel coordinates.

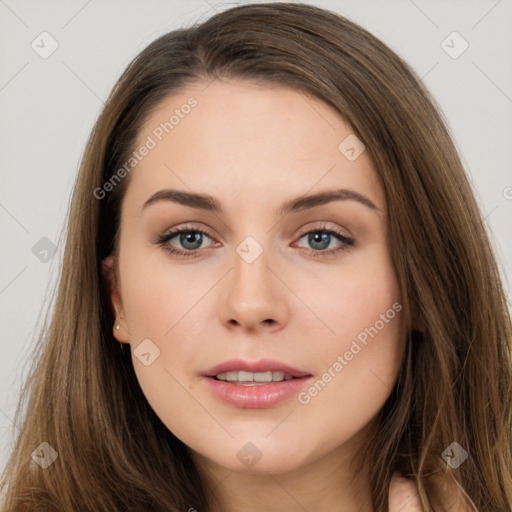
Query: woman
[{"left": 1, "top": 3, "right": 511, "bottom": 511}]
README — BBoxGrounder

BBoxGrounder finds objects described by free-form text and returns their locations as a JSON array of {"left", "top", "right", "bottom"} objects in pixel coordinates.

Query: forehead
[{"left": 125, "top": 79, "right": 385, "bottom": 215}]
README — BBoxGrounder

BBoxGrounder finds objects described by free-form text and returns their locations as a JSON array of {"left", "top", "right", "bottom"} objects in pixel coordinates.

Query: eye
[
  {"left": 293, "top": 223, "right": 354, "bottom": 258},
  {"left": 153, "top": 222, "right": 354, "bottom": 259},
  {"left": 153, "top": 224, "right": 216, "bottom": 258}
]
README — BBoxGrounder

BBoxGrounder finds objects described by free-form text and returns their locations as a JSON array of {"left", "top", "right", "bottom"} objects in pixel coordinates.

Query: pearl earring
[{"left": 115, "top": 325, "right": 120, "bottom": 330}]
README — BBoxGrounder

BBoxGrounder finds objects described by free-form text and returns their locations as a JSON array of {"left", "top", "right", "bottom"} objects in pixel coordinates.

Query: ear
[
  {"left": 388, "top": 473, "right": 422, "bottom": 511},
  {"left": 427, "top": 471, "right": 478, "bottom": 512},
  {"left": 101, "top": 254, "right": 130, "bottom": 344}
]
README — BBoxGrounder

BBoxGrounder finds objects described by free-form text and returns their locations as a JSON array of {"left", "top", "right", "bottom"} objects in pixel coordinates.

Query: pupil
[
  {"left": 309, "top": 232, "right": 330, "bottom": 250},
  {"left": 181, "top": 232, "right": 202, "bottom": 250}
]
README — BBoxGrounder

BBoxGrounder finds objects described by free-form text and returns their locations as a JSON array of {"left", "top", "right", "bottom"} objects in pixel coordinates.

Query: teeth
[
  {"left": 254, "top": 371, "right": 273, "bottom": 382},
  {"left": 215, "top": 371, "right": 294, "bottom": 382},
  {"left": 238, "top": 371, "right": 253, "bottom": 382}
]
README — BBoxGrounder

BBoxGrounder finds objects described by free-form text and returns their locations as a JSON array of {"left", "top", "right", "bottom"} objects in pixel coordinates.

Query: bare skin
[{"left": 103, "top": 79, "right": 472, "bottom": 512}]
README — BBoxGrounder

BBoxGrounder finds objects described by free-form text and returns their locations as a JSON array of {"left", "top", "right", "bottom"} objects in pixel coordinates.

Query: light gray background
[{"left": 1, "top": 0, "right": 511, "bottom": 473}]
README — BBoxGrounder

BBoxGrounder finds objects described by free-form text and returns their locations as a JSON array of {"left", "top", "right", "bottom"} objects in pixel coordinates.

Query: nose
[{"left": 218, "top": 245, "right": 290, "bottom": 333}]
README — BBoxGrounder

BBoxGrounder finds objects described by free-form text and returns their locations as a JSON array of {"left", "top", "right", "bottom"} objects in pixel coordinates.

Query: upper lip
[{"left": 202, "top": 358, "right": 312, "bottom": 378}]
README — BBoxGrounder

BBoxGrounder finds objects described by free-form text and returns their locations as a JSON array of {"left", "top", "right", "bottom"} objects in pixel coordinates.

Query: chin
[{"left": 194, "top": 439, "right": 313, "bottom": 475}]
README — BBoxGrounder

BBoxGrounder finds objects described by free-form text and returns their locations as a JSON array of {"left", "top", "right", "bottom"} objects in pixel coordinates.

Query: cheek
[
  {"left": 305, "top": 244, "right": 402, "bottom": 424},
  {"left": 119, "top": 244, "right": 215, "bottom": 341},
  {"left": 122, "top": 261, "right": 207, "bottom": 438},
  {"left": 118, "top": 249, "right": 216, "bottom": 422},
  {"left": 293, "top": 247, "right": 403, "bottom": 417},
  {"left": 295, "top": 308, "right": 403, "bottom": 453},
  {"left": 293, "top": 245, "right": 402, "bottom": 353}
]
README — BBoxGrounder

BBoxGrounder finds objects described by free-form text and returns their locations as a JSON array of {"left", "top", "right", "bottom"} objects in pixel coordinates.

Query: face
[{"left": 103, "top": 79, "right": 404, "bottom": 476}]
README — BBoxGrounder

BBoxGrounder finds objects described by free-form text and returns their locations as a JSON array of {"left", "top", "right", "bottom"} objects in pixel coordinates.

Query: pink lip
[{"left": 201, "top": 358, "right": 313, "bottom": 409}]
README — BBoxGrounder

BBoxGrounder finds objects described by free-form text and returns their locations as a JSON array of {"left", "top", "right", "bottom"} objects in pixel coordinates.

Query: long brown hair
[{"left": 2, "top": 3, "right": 511, "bottom": 511}]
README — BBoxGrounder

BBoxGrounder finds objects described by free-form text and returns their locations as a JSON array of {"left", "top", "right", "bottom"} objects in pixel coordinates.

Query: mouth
[
  {"left": 202, "top": 358, "right": 311, "bottom": 379},
  {"left": 201, "top": 358, "right": 313, "bottom": 408},
  {"left": 212, "top": 370, "right": 298, "bottom": 385}
]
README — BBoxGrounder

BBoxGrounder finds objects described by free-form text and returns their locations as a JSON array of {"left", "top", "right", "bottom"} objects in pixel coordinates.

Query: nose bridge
[
  {"left": 234, "top": 236, "right": 268, "bottom": 290},
  {"left": 218, "top": 232, "right": 289, "bottom": 330}
]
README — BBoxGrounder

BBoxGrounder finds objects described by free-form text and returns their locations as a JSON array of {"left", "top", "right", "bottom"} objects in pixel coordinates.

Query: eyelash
[{"left": 153, "top": 222, "right": 355, "bottom": 259}]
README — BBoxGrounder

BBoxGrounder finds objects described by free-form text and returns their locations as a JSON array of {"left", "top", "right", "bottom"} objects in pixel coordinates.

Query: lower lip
[{"left": 201, "top": 376, "right": 313, "bottom": 409}]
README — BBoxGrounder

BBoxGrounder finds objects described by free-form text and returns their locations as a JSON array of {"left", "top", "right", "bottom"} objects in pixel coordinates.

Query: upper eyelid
[
  {"left": 155, "top": 223, "right": 355, "bottom": 261},
  {"left": 164, "top": 221, "right": 350, "bottom": 239}
]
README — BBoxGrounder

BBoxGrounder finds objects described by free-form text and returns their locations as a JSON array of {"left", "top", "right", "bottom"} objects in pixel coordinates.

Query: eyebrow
[{"left": 141, "top": 188, "right": 380, "bottom": 216}]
